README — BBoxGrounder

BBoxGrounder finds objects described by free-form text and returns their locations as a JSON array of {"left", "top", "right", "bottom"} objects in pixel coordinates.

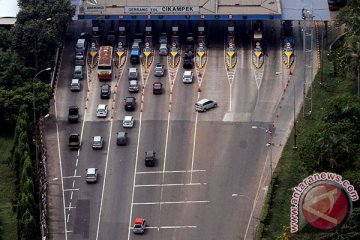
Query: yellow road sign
[
  {"left": 227, "top": 51, "right": 235, "bottom": 58},
  {"left": 117, "top": 51, "right": 124, "bottom": 57},
  {"left": 198, "top": 51, "right": 205, "bottom": 57},
  {"left": 285, "top": 50, "right": 292, "bottom": 58},
  {"left": 255, "top": 50, "right": 262, "bottom": 57},
  {"left": 144, "top": 51, "right": 151, "bottom": 57},
  {"left": 171, "top": 51, "right": 178, "bottom": 57},
  {"left": 90, "top": 50, "right": 97, "bottom": 57}
]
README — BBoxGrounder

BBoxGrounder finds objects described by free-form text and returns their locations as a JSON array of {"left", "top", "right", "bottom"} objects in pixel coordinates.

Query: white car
[
  {"left": 92, "top": 136, "right": 104, "bottom": 149},
  {"left": 85, "top": 168, "right": 98, "bottom": 183},
  {"left": 123, "top": 116, "right": 134, "bottom": 128},
  {"left": 96, "top": 104, "right": 108, "bottom": 118},
  {"left": 182, "top": 71, "right": 194, "bottom": 83},
  {"left": 195, "top": 99, "right": 217, "bottom": 112}
]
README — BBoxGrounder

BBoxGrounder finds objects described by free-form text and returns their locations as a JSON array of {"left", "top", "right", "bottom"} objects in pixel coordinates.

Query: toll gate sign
[{"left": 125, "top": 6, "right": 199, "bottom": 14}]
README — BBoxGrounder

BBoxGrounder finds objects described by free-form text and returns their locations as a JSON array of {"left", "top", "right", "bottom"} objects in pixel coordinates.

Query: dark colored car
[
  {"left": 145, "top": 151, "right": 156, "bottom": 167},
  {"left": 100, "top": 84, "right": 111, "bottom": 99},
  {"left": 124, "top": 97, "right": 136, "bottom": 111},
  {"left": 68, "top": 133, "right": 80, "bottom": 150},
  {"left": 153, "top": 82, "right": 163, "bottom": 94},
  {"left": 116, "top": 131, "right": 128, "bottom": 145},
  {"left": 183, "top": 58, "right": 194, "bottom": 69},
  {"left": 68, "top": 106, "right": 79, "bottom": 123}
]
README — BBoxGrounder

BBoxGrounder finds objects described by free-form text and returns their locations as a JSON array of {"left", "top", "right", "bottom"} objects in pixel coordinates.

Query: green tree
[
  {"left": 0, "top": 27, "right": 11, "bottom": 50},
  {"left": 19, "top": 209, "right": 37, "bottom": 240},
  {"left": 12, "top": 0, "right": 74, "bottom": 69}
]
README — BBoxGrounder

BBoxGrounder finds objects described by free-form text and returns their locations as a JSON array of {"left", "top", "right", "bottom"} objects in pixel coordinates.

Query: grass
[
  {"left": 258, "top": 52, "right": 355, "bottom": 239},
  {"left": 0, "top": 133, "right": 17, "bottom": 240}
]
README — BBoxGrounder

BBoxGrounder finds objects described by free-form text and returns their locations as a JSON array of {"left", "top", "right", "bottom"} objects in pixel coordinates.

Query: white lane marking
[
  {"left": 129, "top": 226, "right": 197, "bottom": 229},
  {"left": 135, "top": 183, "right": 206, "bottom": 187},
  {"left": 72, "top": 180, "right": 75, "bottom": 188},
  {"left": 243, "top": 144, "right": 271, "bottom": 239},
  {"left": 96, "top": 121, "right": 113, "bottom": 240},
  {"left": 159, "top": 111, "right": 171, "bottom": 211},
  {"left": 64, "top": 188, "right": 79, "bottom": 192},
  {"left": 65, "top": 206, "right": 76, "bottom": 210},
  {"left": 190, "top": 111, "right": 199, "bottom": 184},
  {"left": 133, "top": 200, "right": 209, "bottom": 205},
  {"left": 65, "top": 230, "right": 73, "bottom": 233},
  {"left": 62, "top": 175, "right": 81, "bottom": 179},
  {"left": 127, "top": 111, "right": 143, "bottom": 240},
  {"left": 67, "top": 213, "right": 70, "bottom": 223},
  {"left": 70, "top": 191, "right": 73, "bottom": 200},
  {"left": 136, "top": 169, "right": 206, "bottom": 174},
  {"left": 76, "top": 158, "right": 78, "bottom": 167},
  {"left": 55, "top": 120, "right": 67, "bottom": 240},
  {"left": 157, "top": 226, "right": 197, "bottom": 229},
  {"left": 74, "top": 169, "right": 77, "bottom": 177}
]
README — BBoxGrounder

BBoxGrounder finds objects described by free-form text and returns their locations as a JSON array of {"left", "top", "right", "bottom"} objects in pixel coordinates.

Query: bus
[{"left": 97, "top": 46, "right": 113, "bottom": 80}]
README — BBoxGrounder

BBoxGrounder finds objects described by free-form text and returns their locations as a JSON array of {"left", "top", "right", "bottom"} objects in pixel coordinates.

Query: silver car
[
  {"left": 154, "top": 63, "right": 165, "bottom": 77},
  {"left": 123, "top": 116, "right": 134, "bottom": 128},
  {"left": 195, "top": 99, "right": 218, "bottom": 112},
  {"left": 92, "top": 136, "right": 104, "bottom": 149},
  {"left": 96, "top": 104, "right": 108, "bottom": 118},
  {"left": 85, "top": 168, "right": 98, "bottom": 183},
  {"left": 129, "top": 80, "right": 139, "bottom": 92}
]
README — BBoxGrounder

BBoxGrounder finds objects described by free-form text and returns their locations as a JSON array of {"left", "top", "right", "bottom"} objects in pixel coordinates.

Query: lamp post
[
  {"left": 33, "top": 68, "right": 51, "bottom": 240},
  {"left": 33, "top": 68, "right": 51, "bottom": 167},
  {"left": 252, "top": 126, "right": 273, "bottom": 179}
]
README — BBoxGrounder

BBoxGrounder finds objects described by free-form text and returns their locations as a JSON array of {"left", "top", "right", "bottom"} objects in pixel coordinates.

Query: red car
[
  {"left": 153, "top": 82, "right": 163, "bottom": 94},
  {"left": 133, "top": 217, "right": 147, "bottom": 234}
]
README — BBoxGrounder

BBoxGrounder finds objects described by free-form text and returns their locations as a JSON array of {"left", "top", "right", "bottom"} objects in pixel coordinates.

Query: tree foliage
[
  {"left": 299, "top": 96, "right": 360, "bottom": 172},
  {"left": 12, "top": 0, "right": 74, "bottom": 69},
  {"left": 0, "top": 51, "right": 52, "bottom": 125}
]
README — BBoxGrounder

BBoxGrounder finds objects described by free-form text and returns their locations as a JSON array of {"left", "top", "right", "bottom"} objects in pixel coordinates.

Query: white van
[{"left": 159, "top": 43, "right": 168, "bottom": 56}]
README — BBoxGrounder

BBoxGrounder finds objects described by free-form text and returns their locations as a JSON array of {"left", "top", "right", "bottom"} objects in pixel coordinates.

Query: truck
[
  {"left": 68, "top": 106, "right": 79, "bottom": 123},
  {"left": 68, "top": 133, "right": 80, "bottom": 150}
]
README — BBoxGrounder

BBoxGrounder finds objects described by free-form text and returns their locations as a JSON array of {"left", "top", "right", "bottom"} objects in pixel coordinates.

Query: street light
[
  {"left": 33, "top": 67, "right": 51, "bottom": 167},
  {"left": 252, "top": 125, "right": 273, "bottom": 180},
  {"left": 33, "top": 67, "right": 51, "bottom": 240}
]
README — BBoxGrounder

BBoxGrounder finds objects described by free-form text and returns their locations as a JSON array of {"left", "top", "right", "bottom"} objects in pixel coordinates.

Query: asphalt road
[{"left": 52, "top": 20, "right": 303, "bottom": 240}]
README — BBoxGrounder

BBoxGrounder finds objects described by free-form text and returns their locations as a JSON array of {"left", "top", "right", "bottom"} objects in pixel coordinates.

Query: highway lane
[
  {"left": 130, "top": 52, "right": 174, "bottom": 238},
  {"left": 251, "top": 20, "right": 286, "bottom": 122},
  {"left": 96, "top": 57, "right": 141, "bottom": 239},
  {"left": 54, "top": 21, "right": 96, "bottom": 239},
  {"left": 97, "top": 50, "right": 171, "bottom": 239}
]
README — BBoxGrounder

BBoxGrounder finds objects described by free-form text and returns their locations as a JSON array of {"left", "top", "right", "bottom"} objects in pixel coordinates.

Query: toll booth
[
  {"left": 118, "top": 20, "right": 127, "bottom": 46},
  {"left": 145, "top": 20, "right": 152, "bottom": 36},
  {"left": 172, "top": 21, "right": 179, "bottom": 36}
]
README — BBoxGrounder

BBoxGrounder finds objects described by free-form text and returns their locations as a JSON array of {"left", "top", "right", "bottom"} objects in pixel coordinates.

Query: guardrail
[{"left": 39, "top": 116, "right": 48, "bottom": 240}]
